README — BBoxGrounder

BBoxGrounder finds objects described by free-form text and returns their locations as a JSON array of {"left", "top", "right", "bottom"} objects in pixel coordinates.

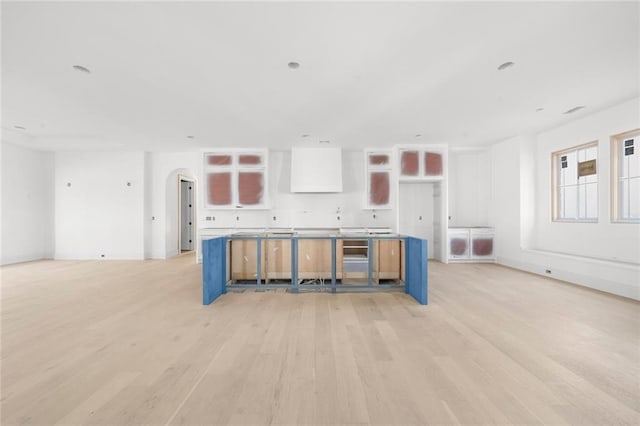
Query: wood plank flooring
[{"left": 1, "top": 254, "right": 639, "bottom": 425}]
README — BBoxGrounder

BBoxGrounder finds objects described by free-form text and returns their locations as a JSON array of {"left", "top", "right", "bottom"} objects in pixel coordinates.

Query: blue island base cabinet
[
  {"left": 404, "top": 237, "right": 428, "bottom": 305},
  {"left": 202, "top": 237, "right": 228, "bottom": 304},
  {"left": 202, "top": 234, "right": 428, "bottom": 305}
]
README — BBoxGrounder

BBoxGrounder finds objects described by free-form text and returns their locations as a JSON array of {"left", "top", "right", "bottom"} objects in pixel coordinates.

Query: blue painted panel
[
  {"left": 291, "top": 238, "right": 299, "bottom": 293},
  {"left": 331, "top": 238, "right": 337, "bottom": 293},
  {"left": 405, "top": 237, "right": 428, "bottom": 305},
  {"left": 256, "top": 237, "right": 262, "bottom": 286},
  {"left": 202, "top": 237, "right": 227, "bottom": 305}
]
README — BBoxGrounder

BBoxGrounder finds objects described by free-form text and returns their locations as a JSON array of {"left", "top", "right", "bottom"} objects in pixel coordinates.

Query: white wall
[
  {"left": 147, "top": 152, "right": 199, "bottom": 259},
  {"left": 54, "top": 152, "right": 145, "bottom": 259},
  {"left": 489, "top": 98, "right": 640, "bottom": 299},
  {"left": 1, "top": 141, "right": 54, "bottom": 264},
  {"left": 534, "top": 98, "right": 640, "bottom": 263},
  {"left": 145, "top": 149, "right": 397, "bottom": 259},
  {"left": 490, "top": 137, "right": 522, "bottom": 257},
  {"left": 143, "top": 152, "right": 153, "bottom": 259},
  {"left": 448, "top": 148, "right": 490, "bottom": 227}
]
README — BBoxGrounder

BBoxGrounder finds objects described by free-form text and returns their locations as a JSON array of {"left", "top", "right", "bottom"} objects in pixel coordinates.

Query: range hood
[{"left": 290, "top": 146, "right": 343, "bottom": 193}]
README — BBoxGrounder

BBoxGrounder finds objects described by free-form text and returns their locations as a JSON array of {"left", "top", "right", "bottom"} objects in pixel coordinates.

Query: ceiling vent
[
  {"left": 563, "top": 105, "right": 586, "bottom": 114},
  {"left": 72, "top": 65, "right": 91, "bottom": 74},
  {"left": 497, "top": 61, "right": 515, "bottom": 71}
]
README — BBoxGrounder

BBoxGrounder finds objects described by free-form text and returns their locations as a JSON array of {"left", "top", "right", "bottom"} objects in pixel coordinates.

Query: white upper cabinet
[
  {"left": 203, "top": 149, "right": 268, "bottom": 209},
  {"left": 398, "top": 145, "right": 445, "bottom": 181},
  {"left": 364, "top": 149, "right": 393, "bottom": 209}
]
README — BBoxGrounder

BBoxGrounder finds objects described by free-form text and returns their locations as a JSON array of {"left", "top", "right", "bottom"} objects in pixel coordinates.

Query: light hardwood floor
[{"left": 1, "top": 254, "right": 639, "bottom": 425}]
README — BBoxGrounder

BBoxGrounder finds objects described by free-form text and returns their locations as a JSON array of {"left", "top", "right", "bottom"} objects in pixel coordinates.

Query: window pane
[
  {"left": 563, "top": 186, "right": 578, "bottom": 219},
  {"left": 629, "top": 178, "right": 640, "bottom": 218},
  {"left": 207, "top": 172, "right": 232, "bottom": 205},
  {"left": 238, "top": 172, "right": 263, "bottom": 205},
  {"left": 238, "top": 154, "right": 262, "bottom": 165},
  {"left": 586, "top": 183, "right": 598, "bottom": 219},
  {"left": 400, "top": 151, "right": 419, "bottom": 176},
  {"left": 583, "top": 165, "right": 597, "bottom": 184},
  {"left": 620, "top": 179, "right": 630, "bottom": 218},
  {"left": 564, "top": 151, "right": 578, "bottom": 185},
  {"left": 207, "top": 155, "right": 232, "bottom": 166},
  {"left": 578, "top": 148, "right": 586, "bottom": 162},
  {"left": 627, "top": 144, "right": 640, "bottom": 178},
  {"left": 578, "top": 184, "right": 587, "bottom": 218},
  {"left": 584, "top": 146, "right": 597, "bottom": 161},
  {"left": 369, "top": 172, "right": 390, "bottom": 205}
]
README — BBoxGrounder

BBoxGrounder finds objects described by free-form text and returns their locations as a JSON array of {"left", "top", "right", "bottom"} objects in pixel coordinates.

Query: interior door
[
  {"left": 398, "top": 183, "right": 434, "bottom": 258},
  {"left": 180, "top": 180, "right": 193, "bottom": 251}
]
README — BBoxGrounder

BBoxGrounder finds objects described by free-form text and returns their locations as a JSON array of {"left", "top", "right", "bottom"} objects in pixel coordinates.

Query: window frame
[
  {"left": 551, "top": 141, "right": 599, "bottom": 223},
  {"left": 611, "top": 128, "right": 640, "bottom": 223}
]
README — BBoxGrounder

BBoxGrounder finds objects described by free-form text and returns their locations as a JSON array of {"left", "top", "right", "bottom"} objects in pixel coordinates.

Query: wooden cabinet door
[
  {"left": 230, "top": 240, "right": 264, "bottom": 281},
  {"left": 378, "top": 240, "right": 401, "bottom": 279}
]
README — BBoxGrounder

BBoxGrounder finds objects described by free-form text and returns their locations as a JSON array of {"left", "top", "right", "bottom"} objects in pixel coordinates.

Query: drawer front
[{"left": 343, "top": 260, "right": 369, "bottom": 273}]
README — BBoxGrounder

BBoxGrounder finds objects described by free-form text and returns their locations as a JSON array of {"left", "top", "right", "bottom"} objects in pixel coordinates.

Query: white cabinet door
[
  {"left": 470, "top": 228, "right": 494, "bottom": 260},
  {"left": 448, "top": 229, "right": 470, "bottom": 259}
]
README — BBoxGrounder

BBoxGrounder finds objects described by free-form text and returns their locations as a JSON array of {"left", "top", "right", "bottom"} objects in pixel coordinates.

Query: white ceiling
[{"left": 2, "top": 1, "right": 638, "bottom": 152}]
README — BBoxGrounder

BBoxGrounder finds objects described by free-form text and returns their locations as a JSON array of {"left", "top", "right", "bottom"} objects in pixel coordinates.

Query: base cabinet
[
  {"left": 264, "top": 239, "right": 344, "bottom": 282},
  {"left": 448, "top": 227, "right": 495, "bottom": 262},
  {"left": 265, "top": 239, "right": 291, "bottom": 280},
  {"left": 376, "top": 240, "right": 401, "bottom": 280},
  {"left": 298, "top": 239, "right": 342, "bottom": 280},
  {"left": 230, "top": 240, "right": 265, "bottom": 280},
  {"left": 231, "top": 238, "right": 402, "bottom": 282}
]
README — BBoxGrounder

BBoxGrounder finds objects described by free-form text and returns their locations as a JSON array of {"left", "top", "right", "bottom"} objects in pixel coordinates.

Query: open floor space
[{"left": 1, "top": 255, "right": 638, "bottom": 425}]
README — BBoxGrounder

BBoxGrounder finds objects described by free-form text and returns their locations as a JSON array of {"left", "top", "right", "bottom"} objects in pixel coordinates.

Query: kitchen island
[{"left": 202, "top": 230, "right": 428, "bottom": 305}]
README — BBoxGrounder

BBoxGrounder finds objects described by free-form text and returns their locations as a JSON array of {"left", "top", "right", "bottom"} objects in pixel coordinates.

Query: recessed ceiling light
[
  {"left": 415, "top": 134, "right": 422, "bottom": 138},
  {"left": 288, "top": 62, "right": 300, "bottom": 69},
  {"left": 187, "top": 135, "right": 195, "bottom": 139},
  {"left": 72, "top": 65, "right": 91, "bottom": 74},
  {"left": 536, "top": 107, "right": 545, "bottom": 112},
  {"left": 563, "top": 105, "right": 586, "bottom": 114},
  {"left": 497, "top": 61, "right": 515, "bottom": 71},
  {"left": 13, "top": 125, "right": 26, "bottom": 130}
]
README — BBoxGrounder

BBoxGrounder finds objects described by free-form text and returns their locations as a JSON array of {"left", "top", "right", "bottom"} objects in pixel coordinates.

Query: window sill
[{"left": 552, "top": 219, "right": 598, "bottom": 224}]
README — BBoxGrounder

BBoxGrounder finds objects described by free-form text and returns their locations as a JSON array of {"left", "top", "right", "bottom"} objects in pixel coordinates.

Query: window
[
  {"left": 204, "top": 150, "right": 267, "bottom": 209},
  {"left": 611, "top": 129, "right": 640, "bottom": 222},
  {"left": 552, "top": 142, "right": 598, "bottom": 222}
]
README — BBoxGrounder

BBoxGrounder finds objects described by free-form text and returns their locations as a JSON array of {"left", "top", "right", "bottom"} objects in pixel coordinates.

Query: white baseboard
[{"left": 497, "top": 252, "right": 640, "bottom": 301}]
